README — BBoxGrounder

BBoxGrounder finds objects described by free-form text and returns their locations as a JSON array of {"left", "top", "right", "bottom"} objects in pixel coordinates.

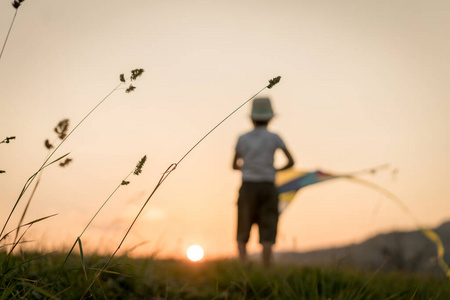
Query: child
[{"left": 232, "top": 97, "right": 294, "bottom": 267}]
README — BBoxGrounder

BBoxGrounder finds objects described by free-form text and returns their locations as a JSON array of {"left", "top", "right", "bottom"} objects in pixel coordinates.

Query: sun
[{"left": 186, "top": 245, "right": 204, "bottom": 262}]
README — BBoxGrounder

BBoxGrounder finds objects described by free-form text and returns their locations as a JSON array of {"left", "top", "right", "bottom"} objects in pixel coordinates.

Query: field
[
  {"left": 1, "top": 251, "right": 450, "bottom": 299},
  {"left": 2, "top": 2, "right": 450, "bottom": 299}
]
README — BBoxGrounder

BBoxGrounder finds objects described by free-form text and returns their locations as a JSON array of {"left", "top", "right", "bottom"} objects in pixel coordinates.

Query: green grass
[{"left": 1, "top": 250, "right": 449, "bottom": 299}]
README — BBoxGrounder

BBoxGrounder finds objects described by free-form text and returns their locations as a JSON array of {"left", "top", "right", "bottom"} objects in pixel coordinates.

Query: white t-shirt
[{"left": 235, "top": 126, "right": 286, "bottom": 183}]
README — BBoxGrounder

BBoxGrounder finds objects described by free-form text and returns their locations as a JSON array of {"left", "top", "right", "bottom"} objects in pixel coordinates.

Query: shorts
[{"left": 237, "top": 181, "right": 279, "bottom": 244}]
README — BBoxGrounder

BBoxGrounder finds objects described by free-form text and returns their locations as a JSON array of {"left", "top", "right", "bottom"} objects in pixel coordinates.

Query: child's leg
[
  {"left": 238, "top": 242, "right": 247, "bottom": 263},
  {"left": 262, "top": 242, "right": 273, "bottom": 268}
]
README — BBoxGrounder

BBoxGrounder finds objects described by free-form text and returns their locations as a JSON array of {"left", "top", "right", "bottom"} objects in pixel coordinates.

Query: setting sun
[{"left": 186, "top": 245, "right": 204, "bottom": 262}]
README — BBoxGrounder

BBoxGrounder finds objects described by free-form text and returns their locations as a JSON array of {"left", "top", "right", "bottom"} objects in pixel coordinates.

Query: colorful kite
[
  {"left": 276, "top": 166, "right": 450, "bottom": 278},
  {"left": 277, "top": 169, "right": 346, "bottom": 214}
]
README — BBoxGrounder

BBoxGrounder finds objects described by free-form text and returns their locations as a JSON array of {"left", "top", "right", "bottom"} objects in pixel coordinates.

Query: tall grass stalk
[
  {"left": 177, "top": 76, "right": 280, "bottom": 165},
  {"left": 51, "top": 156, "right": 147, "bottom": 291},
  {"left": 81, "top": 76, "right": 281, "bottom": 297},
  {"left": 0, "top": 1, "right": 23, "bottom": 63},
  {"left": 0, "top": 69, "right": 144, "bottom": 239}
]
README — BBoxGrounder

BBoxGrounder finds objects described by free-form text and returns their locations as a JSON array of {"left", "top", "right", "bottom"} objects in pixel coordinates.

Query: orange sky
[{"left": 1, "top": 0, "right": 449, "bottom": 259}]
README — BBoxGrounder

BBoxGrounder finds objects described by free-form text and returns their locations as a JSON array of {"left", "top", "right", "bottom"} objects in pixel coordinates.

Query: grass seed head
[
  {"left": 44, "top": 139, "right": 54, "bottom": 149},
  {"left": 134, "top": 155, "right": 147, "bottom": 175},
  {"left": 1, "top": 136, "right": 16, "bottom": 144},
  {"left": 12, "top": 0, "right": 24, "bottom": 9},
  {"left": 121, "top": 180, "right": 130, "bottom": 185},
  {"left": 54, "top": 119, "right": 70, "bottom": 139},
  {"left": 267, "top": 76, "right": 281, "bottom": 89},
  {"left": 120, "top": 73, "right": 126, "bottom": 83},
  {"left": 130, "top": 69, "right": 144, "bottom": 81},
  {"left": 59, "top": 158, "right": 73, "bottom": 167},
  {"left": 125, "top": 84, "right": 136, "bottom": 93}
]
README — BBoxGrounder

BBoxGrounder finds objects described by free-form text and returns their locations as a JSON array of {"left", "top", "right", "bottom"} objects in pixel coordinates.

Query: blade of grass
[
  {"left": 0, "top": 213, "right": 57, "bottom": 243},
  {"left": 77, "top": 237, "right": 87, "bottom": 280},
  {"left": 410, "top": 283, "right": 420, "bottom": 300},
  {"left": 53, "top": 286, "right": 72, "bottom": 298},
  {"left": 123, "top": 240, "right": 150, "bottom": 255},
  {"left": 87, "top": 266, "right": 132, "bottom": 277},
  {"left": 95, "top": 276, "right": 107, "bottom": 299},
  {"left": 21, "top": 282, "right": 59, "bottom": 300}
]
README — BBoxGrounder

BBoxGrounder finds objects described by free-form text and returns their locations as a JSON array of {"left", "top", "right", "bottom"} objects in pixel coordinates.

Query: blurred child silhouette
[{"left": 232, "top": 97, "right": 294, "bottom": 268}]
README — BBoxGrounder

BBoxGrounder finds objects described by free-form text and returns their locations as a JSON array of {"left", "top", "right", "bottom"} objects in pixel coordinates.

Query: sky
[{"left": 1, "top": 0, "right": 449, "bottom": 260}]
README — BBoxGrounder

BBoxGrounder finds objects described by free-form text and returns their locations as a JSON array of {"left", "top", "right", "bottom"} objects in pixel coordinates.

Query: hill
[{"left": 275, "top": 221, "right": 450, "bottom": 277}]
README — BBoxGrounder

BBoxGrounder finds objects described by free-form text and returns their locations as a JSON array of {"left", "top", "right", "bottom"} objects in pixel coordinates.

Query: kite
[
  {"left": 276, "top": 166, "right": 450, "bottom": 278},
  {"left": 276, "top": 165, "right": 390, "bottom": 214},
  {"left": 277, "top": 169, "right": 346, "bottom": 214}
]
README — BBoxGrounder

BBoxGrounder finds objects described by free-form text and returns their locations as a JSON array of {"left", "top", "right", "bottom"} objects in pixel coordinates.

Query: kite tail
[
  {"left": 419, "top": 227, "right": 450, "bottom": 278},
  {"left": 348, "top": 176, "right": 450, "bottom": 278}
]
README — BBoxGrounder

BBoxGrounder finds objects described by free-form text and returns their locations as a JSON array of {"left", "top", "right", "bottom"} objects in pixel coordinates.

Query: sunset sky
[{"left": 1, "top": 0, "right": 449, "bottom": 260}]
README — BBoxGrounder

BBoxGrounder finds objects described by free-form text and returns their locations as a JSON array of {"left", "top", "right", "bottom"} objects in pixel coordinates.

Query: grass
[{"left": 1, "top": 250, "right": 449, "bottom": 299}]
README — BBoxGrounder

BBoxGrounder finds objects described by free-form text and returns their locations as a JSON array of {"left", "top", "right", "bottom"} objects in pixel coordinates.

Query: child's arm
[
  {"left": 276, "top": 147, "right": 295, "bottom": 172},
  {"left": 232, "top": 152, "right": 242, "bottom": 170}
]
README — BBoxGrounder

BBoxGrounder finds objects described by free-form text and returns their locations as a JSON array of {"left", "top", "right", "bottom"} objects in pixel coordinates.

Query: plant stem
[
  {"left": 0, "top": 9, "right": 18, "bottom": 63},
  {"left": 177, "top": 86, "right": 267, "bottom": 165}
]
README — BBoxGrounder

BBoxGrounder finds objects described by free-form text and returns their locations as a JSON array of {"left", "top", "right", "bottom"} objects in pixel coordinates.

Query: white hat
[{"left": 251, "top": 97, "right": 274, "bottom": 121}]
